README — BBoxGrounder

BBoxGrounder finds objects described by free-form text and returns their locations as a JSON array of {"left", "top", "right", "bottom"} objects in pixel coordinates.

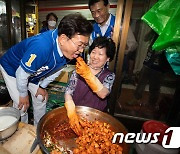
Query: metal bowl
[
  {"left": 36, "top": 106, "right": 129, "bottom": 154},
  {"left": 0, "top": 107, "right": 20, "bottom": 140}
]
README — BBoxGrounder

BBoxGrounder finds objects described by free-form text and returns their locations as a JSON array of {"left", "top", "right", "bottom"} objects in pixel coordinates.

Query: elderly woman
[{"left": 64, "top": 36, "right": 116, "bottom": 135}]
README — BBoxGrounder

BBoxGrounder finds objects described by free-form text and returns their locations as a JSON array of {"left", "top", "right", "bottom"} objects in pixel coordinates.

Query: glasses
[{"left": 70, "top": 38, "right": 88, "bottom": 50}]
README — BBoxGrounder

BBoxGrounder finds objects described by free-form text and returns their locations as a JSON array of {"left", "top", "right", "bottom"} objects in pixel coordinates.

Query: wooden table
[{"left": 0, "top": 122, "right": 42, "bottom": 154}]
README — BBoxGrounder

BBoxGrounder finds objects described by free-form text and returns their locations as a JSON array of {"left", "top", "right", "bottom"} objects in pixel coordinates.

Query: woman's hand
[
  {"left": 76, "top": 57, "right": 103, "bottom": 92},
  {"left": 64, "top": 99, "right": 82, "bottom": 136},
  {"left": 76, "top": 57, "right": 91, "bottom": 77}
]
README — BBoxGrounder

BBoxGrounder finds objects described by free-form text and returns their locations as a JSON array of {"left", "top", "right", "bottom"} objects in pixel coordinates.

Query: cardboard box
[{"left": 55, "top": 65, "right": 75, "bottom": 83}]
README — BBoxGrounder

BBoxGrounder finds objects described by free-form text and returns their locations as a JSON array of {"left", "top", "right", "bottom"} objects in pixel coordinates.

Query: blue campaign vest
[
  {"left": 0, "top": 29, "right": 67, "bottom": 84},
  {"left": 24, "top": 30, "right": 67, "bottom": 84},
  {"left": 92, "top": 14, "right": 115, "bottom": 40}
]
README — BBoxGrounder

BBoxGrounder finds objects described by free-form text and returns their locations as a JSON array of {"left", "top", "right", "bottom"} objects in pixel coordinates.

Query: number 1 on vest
[{"left": 25, "top": 54, "right": 37, "bottom": 67}]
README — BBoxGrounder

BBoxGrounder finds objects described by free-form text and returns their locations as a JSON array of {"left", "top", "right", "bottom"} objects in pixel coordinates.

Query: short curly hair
[{"left": 89, "top": 36, "right": 116, "bottom": 61}]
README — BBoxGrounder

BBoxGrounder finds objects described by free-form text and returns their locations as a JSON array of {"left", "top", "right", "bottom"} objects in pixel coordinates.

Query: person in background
[
  {"left": 40, "top": 12, "right": 58, "bottom": 33},
  {"left": 0, "top": 13, "right": 93, "bottom": 126},
  {"left": 127, "top": 30, "right": 167, "bottom": 110},
  {"left": 122, "top": 28, "right": 138, "bottom": 84},
  {"left": 64, "top": 36, "right": 116, "bottom": 135},
  {"left": 88, "top": 0, "right": 137, "bottom": 67}
]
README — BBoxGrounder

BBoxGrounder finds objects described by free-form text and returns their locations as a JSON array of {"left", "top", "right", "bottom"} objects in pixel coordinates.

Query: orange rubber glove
[
  {"left": 76, "top": 57, "right": 103, "bottom": 92},
  {"left": 64, "top": 100, "right": 82, "bottom": 136}
]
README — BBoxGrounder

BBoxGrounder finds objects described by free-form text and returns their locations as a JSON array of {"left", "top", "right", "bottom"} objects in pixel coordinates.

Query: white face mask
[{"left": 48, "top": 20, "right": 56, "bottom": 27}]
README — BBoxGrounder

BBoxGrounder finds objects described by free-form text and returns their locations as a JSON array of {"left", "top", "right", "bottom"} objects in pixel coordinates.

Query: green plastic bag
[
  {"left": 141, "top": 0, "right": 179, "bottom": 35},
  {"left": 141, "top": 0, "right": 180, "bottom": 51},
  {"left": 152, "top": 7, "right": 180, "bottom": 51},
  {"left": 141, "top": 0, "right": 180, "bottom": 75}
]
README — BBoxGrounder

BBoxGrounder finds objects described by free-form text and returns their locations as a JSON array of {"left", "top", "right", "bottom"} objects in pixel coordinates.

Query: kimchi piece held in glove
[{"left": 76, "top": 57, "right": 103, "bottom": 93}]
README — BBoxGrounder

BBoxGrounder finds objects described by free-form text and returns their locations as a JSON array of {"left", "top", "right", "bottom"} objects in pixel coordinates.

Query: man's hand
[
  {"left": 35, "top": 86, "right": 48, "bottom": 102},
  {"left": 65, "top": 100, "right": 82, "bottom": 136},
  {"left": 76, "top": 57, "right": 103, "bottom": 92},
  {"left": 18, "top": 95, "right": 30, "bottom": 112}
]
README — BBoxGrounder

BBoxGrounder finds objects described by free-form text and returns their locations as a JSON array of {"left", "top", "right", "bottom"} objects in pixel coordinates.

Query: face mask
[{"left": 48, "top": 20, "right": 56, "bottom": 27}]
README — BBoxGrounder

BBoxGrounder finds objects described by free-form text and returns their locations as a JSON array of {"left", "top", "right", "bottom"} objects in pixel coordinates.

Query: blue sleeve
[{"left": 20, "top": 36, "right": 52, "bottom": 73}]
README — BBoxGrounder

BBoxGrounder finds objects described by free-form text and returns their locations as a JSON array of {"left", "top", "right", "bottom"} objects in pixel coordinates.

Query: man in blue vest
[
  {"left": 88, "top": 0, "right": 137, "bottom": 68},
  {"left": 88, "top": 0, "right": 114, "bottom": 43},
  {"left": 0, "top": 13, "right": 93, "bottom": 126}
]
